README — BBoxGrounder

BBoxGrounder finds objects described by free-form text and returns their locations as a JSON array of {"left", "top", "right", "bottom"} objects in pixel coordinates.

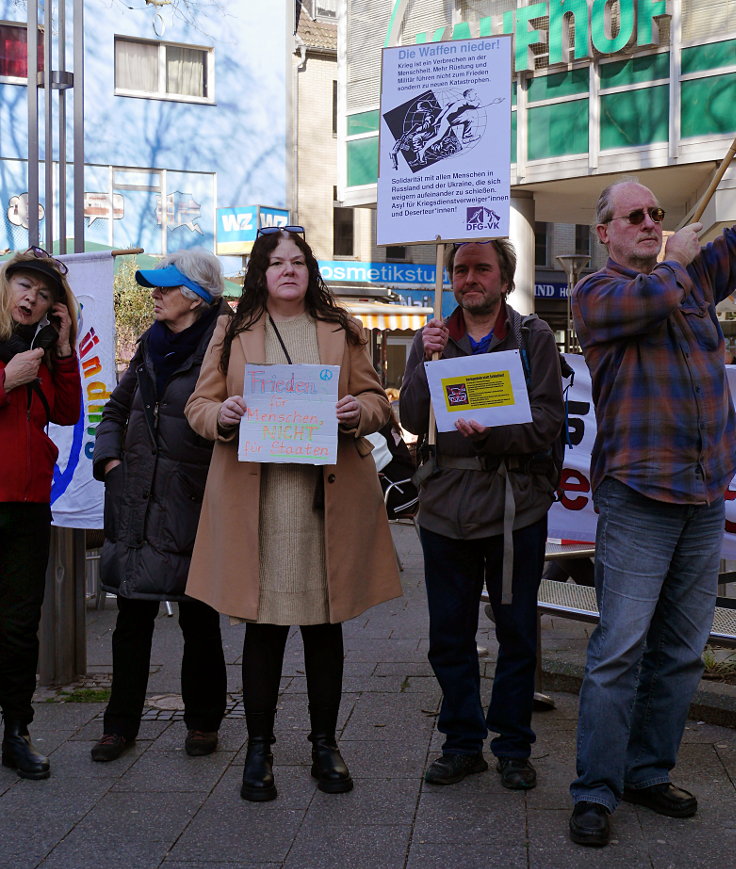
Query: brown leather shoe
[
  {"left": 90, "top": 733, "right": 134, "bottom": 762},
  {"left": 185, "top": 730, "right": 218, "bottom": 757}
]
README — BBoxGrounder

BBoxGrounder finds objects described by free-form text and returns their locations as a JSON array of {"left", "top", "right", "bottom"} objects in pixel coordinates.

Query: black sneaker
[
  {"left": 424, "top": 752, "right": 488, "bottom": 785},
  {"left": 90, "top": 733, "right": 134, "bottom": 762},
  {"left": 185, "top": 730, "right": 218, "bottom": 757},
  {"left": 496, "top": 757, "right": 537, "bottom": 790}
]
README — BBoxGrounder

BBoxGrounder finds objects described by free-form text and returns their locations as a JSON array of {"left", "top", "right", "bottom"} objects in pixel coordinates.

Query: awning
[{"left": 341, "top": 301, "right": 433, "bottom": 331}]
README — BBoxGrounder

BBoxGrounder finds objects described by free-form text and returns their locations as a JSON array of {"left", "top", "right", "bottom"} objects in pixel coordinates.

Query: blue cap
[{"left": 135, "top": 264, "right": 214, "bottom": 305}]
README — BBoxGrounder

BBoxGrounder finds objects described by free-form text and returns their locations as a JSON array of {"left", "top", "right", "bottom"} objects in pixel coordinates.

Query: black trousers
[
  {"left": 103, "top": 595, "right": 227, "bottom": 739},
  {"left": 242, "top": 622, "right": 344, "bottom": 718},
  {"left": 0, "top": 503, "right": 51, "bottom": 727}
]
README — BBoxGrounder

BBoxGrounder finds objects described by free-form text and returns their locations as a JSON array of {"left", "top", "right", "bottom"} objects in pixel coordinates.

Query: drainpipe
[{"left": 293, "top": 34, "right": 307, "bottom": 225}]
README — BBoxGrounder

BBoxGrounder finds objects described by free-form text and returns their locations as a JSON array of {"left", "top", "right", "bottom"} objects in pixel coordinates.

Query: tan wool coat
[{"left": 184, "top": 313, "right": 403, "bottom": 623}]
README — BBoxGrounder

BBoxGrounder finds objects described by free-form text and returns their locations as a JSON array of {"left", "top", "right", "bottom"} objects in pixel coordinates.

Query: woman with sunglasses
[
  {"left": 89, "top": 249, "right": 229, "bottom": 764},
  {"left": 184, "top": 227, "right": 401, "bottom": 801},
  {"left": 0, "top": 248, "right": 81, "bottom": 780}
]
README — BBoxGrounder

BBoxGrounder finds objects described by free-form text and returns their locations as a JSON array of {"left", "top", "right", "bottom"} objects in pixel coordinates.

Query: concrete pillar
[{"left": 509, "top": 192, "right": 536, "bottom": 315}]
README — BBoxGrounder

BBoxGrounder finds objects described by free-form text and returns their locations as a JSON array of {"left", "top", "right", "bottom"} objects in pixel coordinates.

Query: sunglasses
[
  {"left": 256, "top": 225, "right": 305, "bottom": 238},
  {"left": 452, "top": 239, "right": 495, "bottom": 249},
  {"left": 604, "top": 207, "right": 666, "bottom": 226},
  {"left": 24, "top": 245, "right": 69, "bottom": 275}
]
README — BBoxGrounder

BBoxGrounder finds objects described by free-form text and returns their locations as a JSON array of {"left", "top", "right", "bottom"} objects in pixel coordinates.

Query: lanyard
[{"left": 268, "top": 315, "right": 293, "bottom": 364}]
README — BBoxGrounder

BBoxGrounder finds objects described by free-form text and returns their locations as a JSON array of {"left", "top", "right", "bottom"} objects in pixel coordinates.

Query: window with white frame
[
  {"left": 0, "top": 21, "right": 43, "bottom": 83},
  {"left": 114, "top": 37, "right": 213, "bottom": 102}
]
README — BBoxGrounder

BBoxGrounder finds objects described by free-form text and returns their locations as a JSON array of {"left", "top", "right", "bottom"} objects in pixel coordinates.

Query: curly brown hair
[{"left": 219, "top": 230, "right": 364, "bottom": 373}]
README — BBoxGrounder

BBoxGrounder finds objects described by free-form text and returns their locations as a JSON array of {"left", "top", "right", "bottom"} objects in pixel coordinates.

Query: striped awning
[{"left": 342, "top": 301, "right": 433, "bottom": 331}]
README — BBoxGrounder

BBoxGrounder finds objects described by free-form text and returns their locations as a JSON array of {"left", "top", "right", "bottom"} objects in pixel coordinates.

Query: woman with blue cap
[{"left": 90, "top": 249, "right": 229, "bottom": 763}]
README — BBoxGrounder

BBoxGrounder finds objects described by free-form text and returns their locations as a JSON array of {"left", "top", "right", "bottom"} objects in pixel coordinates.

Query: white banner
[
  {"left": 377, "top": 36, "right": 512, "bottom": 246},
  {"left": 548, "top": 354, "right": 736, "bottom": 559},
  {"left": 50, "top": 251, "right": 116, "bottom": 529}
]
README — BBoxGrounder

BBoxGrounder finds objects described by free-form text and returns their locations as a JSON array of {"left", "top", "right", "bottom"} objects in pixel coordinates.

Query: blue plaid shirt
[{"left": 572, "top": 226, "right": 736, "bottom": 504}]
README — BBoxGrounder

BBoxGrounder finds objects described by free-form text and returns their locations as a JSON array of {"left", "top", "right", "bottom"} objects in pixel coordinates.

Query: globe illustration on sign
[{"left": 384, "top": 87, "right": 491, "bottom": 174}]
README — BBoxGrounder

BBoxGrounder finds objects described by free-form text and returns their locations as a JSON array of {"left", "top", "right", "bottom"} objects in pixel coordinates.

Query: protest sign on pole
[
  {"left": 377, "top": 35, "right": 512, "bottom": 247},
  {"left": 50, "top": 250, "right": 116, "bottom": 529}
]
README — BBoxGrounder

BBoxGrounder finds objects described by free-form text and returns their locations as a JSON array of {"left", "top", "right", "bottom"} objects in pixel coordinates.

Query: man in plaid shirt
[{"left": 568, "top": 179, "right": 736, "bottom": 847}]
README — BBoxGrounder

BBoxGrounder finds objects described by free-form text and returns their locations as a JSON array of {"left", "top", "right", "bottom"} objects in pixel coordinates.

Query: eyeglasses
[
  {"left": 256, "top": 225, "right": 305, "bottom": 238},
  {"left": 24, "top": 245, "right": 69, "bottom": 275},
  {"left": 604, "top": 207, "right": 666, "bottom": 226}
]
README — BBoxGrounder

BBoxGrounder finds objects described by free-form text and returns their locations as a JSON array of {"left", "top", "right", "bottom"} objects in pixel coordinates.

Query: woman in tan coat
[{"left": 185, "top": 227, "right": 401, "bottom": 802}]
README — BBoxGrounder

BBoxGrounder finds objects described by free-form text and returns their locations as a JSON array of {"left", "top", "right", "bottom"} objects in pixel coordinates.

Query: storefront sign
[
  {"left": 386, "top": 0, "right": 669, "bottom": 73},
  {"left": 216, "top": 205, "right": 290, "bottom": 255}
]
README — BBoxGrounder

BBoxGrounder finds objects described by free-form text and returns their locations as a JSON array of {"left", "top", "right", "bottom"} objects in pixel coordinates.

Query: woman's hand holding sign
[
  {"left": 218, "top": 395, "right": 247, "bottom": 431},
  {"left": 336, "top": 394, "right": 361, "bottom": 428}
]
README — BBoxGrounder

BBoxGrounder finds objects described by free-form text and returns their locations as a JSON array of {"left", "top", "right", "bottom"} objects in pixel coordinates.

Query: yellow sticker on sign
[{"left": 441, "top": 370, "right": 515, "bottom": 413}]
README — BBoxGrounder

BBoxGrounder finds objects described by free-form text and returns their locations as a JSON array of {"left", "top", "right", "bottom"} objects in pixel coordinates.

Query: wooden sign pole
[{"left": 427, "top": 237, "right": 445, "bottom": 447}]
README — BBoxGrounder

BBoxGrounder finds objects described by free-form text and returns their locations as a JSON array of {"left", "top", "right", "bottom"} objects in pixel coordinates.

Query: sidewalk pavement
[{"left": 2, "top": 521, "right": 735, "bottom": 869}]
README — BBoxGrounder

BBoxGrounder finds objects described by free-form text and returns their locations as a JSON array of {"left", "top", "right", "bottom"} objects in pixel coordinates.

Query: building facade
[
  {"left": 338, "top": 0, "right": 736, "bottom": 343},
  {"left": 0, "top": 0, "right": 293, "bottom": 275}
]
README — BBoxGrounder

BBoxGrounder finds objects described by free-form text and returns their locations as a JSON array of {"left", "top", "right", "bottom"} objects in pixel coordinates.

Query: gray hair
[
  {"left": 595, "top": 176, "right": 643, "bottom": 225},
  {"left": 157, "top": 248, "right": 225, "bottom": 304}
]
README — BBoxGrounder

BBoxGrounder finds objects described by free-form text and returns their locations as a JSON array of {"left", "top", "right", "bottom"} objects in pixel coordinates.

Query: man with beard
[
  {"left": 568, "top": 180, "right": 736, "bottom": 846},
  {"left": 400, "top": 239, "right": 563, "bottom": 792}
]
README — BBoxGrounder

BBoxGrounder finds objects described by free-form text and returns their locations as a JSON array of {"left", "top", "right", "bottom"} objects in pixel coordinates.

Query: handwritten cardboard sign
[
  {"left": 238, "top": 363, "right": 340, "bottom": 464},
  {"left": 425, "top": 350, "right": 531, "bottom": 432}
]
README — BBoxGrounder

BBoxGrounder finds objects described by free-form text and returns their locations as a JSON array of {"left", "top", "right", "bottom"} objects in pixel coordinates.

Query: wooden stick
[
  {"left": 427, "top": 238, "right": 445, "bottom": 447},
  {"left": 678, "top": 133, "right": 736, "bottom": 228},
  {"left": 110, "top": 247, "right": 144, "bottom": 257}
]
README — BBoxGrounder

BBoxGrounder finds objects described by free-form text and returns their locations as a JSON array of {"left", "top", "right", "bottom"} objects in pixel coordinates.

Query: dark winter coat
[{"left": 93, "top": 302, "right": 227, "bottom": 600}]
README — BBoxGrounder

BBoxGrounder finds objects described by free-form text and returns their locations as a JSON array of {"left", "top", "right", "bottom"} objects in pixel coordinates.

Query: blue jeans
[
  {"left": 420, "top": 517, "right": 546, "bottom": 758},
  {"left": 571, "top": 478, "right": 722, "bottom": 811}
]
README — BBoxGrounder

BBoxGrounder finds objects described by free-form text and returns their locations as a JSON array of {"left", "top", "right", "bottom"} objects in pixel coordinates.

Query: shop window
[
  {"left": 333, "top": 187, "right": 354, "bottom": 257},
  {"left": 0, "top": 22, "right": 43, "bottom": 81},
  {"left": 575, "top": 224, "right": 591, "bottom": 257},
  {"left": 115, "top": 37, "right": 212, "bottom": 102},
  {"left": 600, "top": 86, "right": 668, "bottom": 149},
  {"left": 528, "top": 99, "right": 589, "bottom": 161}
]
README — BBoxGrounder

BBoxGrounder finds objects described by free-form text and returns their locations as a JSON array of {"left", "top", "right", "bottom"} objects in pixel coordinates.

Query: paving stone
[{"left": 284, "top": 823, "right": 411, "bottom": 869}]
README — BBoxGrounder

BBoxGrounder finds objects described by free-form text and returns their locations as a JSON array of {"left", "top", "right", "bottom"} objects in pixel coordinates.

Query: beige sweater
[{"left": 256, "top": 314, "right": 329, "bottom": 624}]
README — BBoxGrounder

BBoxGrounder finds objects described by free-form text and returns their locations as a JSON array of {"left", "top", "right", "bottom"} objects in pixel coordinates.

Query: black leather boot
[
  {"left": 309, "top": 706, "right": 353, "bottom": 794},
  {"left": 240, "top": 712, "right": 277, "bottom": 802},
  {"left": 2, "top": 721, "right": 50, "bottom": 780}
]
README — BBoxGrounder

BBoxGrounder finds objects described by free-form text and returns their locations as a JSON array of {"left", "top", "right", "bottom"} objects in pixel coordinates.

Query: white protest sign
[
  {"left": 424, "top": 350, "right": 531, "bottom": 432},
  {"left": 377, "top": 35, "right": 512, "bottom": 246},
  {"left": 238, "top": 363, "right": 340, "bottom": 464}
]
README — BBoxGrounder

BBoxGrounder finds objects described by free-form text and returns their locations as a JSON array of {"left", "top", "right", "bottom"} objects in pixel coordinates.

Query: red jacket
[{"left": 0, "top": 353, "right": 82, "bottom": 503}]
